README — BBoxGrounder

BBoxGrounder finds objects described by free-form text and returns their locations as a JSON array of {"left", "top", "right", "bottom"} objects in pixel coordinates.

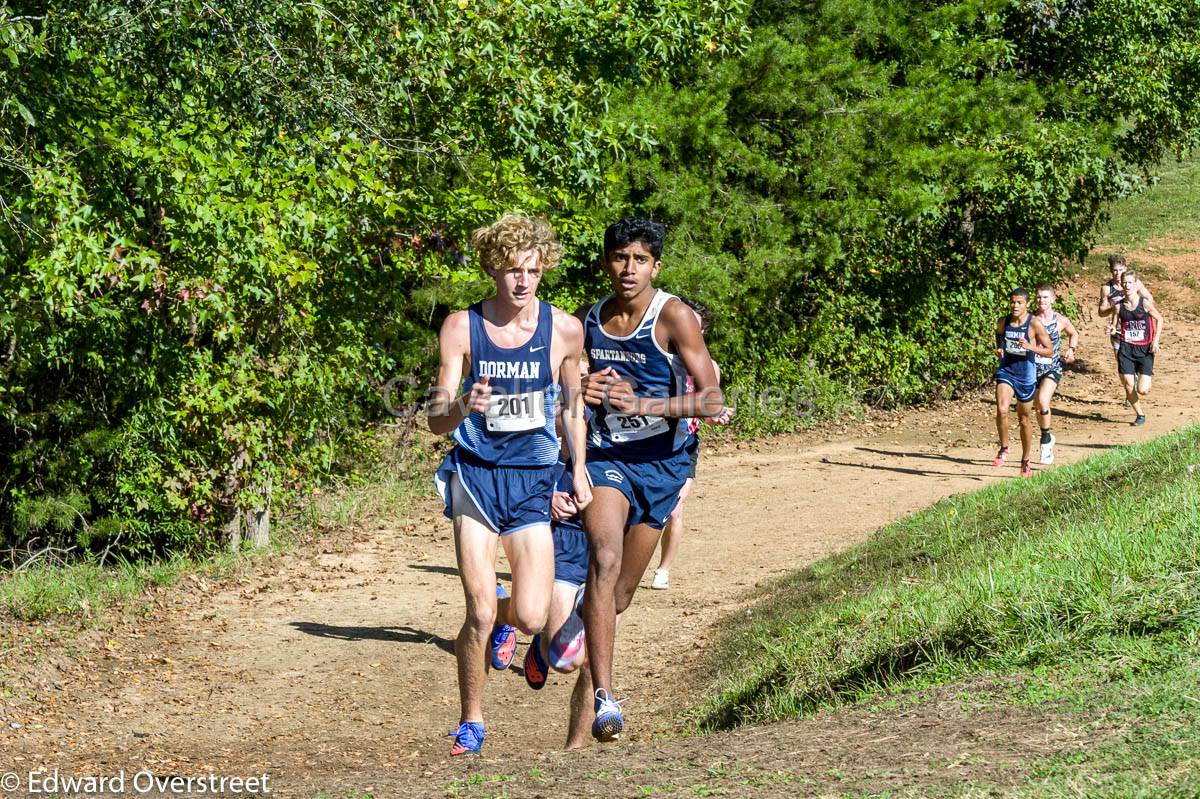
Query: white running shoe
[
  {"left": 1040, "top": 433, "right": 1056, "bottom": 465},
  {"left": 651, "top": 568, "right": 670, "bottom": 590}
]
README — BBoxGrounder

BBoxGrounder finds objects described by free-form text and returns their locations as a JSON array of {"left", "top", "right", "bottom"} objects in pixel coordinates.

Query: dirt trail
[{"left": 4, "top": 258, "right": 1200, "bottom": 798}]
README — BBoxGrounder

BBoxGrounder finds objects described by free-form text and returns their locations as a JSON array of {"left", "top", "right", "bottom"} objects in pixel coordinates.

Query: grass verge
[
  {"left": 697, "top": 426, "right": 1200, "bottom": 734},
  {"left": 1097, "top": 153, "right": 1200, "bottom": 250},
  {"left": 0, "top": 429, "right": 435, "bottom": 625}
]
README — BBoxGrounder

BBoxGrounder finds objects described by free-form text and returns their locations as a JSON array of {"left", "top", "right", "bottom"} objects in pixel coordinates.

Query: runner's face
[
  {"left": 603, "top": 241, "right": 660, "bottom": 300},
  {"left": 1111, "top": 263, "right": 1125, "bottom": 284},
  {"left": 1010, "top": 294, "right": 1028, "bottom": 316},
  {"left": 1036, "top": 290, "right": 1054, "bottom": 313},
  {"left": 491, "top": 249, "right": 543, "bottom": 308},
  {"left": 1122, "top": 273, "right": 1137, "bottom": 293}
]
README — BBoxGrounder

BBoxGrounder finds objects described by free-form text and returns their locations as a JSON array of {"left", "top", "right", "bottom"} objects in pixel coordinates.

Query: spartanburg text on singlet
[
  {"left": 452, "top": 301, "right": 560, "bottom": 466},
  {"left": 585, "top": 290, "right": 693, "bottom": 461}
]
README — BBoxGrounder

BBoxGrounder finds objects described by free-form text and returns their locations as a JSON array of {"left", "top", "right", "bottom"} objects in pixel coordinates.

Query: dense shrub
[
  {"left": 0, "top": 1, "right": 749, "bottom": 558},
  {"left": 2, "top": 0, "right": 1198, "bottom": 559},
  {"left": 603, "top": 0, "right": 1200, "bottom": 406}
]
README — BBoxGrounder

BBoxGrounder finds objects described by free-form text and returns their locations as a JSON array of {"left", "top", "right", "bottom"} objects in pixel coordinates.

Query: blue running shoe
[
  {"left": 524, "top": 633, "right": 548, "bottom": 690},
  {"left": 591, "top": 688, "right": 624, "bottom": 742},
  {"left": 490, "top": 583, "right": 516, "bottom": 670},
  {"left": 448, "top": 721, "right": 485, "bottom": 757}
]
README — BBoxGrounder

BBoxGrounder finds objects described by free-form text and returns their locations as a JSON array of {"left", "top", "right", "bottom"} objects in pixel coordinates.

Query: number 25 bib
[{"left": 604, "top": 412, "right": 668, "bottom": 443}]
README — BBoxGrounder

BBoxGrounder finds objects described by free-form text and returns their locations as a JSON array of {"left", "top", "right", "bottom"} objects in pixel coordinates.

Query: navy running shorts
[
  {"left": 585, "top": 447, "right": 692, "bottom": 530},
  {"left": 434, "top": 447, "right": 556, "bottom": 535},
  {"left": 996, "top": 368, "right": 1036, "bottom": 402},
  {"left": 551, "top": 523, "right": 588, "bottom": 588}
]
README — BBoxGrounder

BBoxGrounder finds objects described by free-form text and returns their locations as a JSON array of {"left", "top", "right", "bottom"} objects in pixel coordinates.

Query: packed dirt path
[{"left": 4, "top": 257, "right": 1200, "bottom": 798}]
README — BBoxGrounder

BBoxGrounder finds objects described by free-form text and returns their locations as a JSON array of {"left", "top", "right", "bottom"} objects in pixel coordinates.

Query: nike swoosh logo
[{"left": 530, "top": 345, "right": 546, "bottom": 352}]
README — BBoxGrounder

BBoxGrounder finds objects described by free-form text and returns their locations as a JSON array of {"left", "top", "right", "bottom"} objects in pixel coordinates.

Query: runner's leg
[
  {"left": 499, "top": 525, "right": 554, "bottom": 636},
  {"left": 582, "top": 486, "right": 630, "bottom": 703},
  {"left": 1035, "top": 377, "right": 1057, "bottom": 464},
  {"left": 616, "top": 523, "right": 665, "bottom": 615},
  {"left": 654, "top": 478, "right": 692, "bottom": 588},
  {"left": 1016, "top": 399, "right": 1034, "bottom": 465},
  {"left": 453, "top": 511, "right": 501, "bottom": 725},
  {"left": 995, "top": 382, "right": 1015, "bottom": 461}
]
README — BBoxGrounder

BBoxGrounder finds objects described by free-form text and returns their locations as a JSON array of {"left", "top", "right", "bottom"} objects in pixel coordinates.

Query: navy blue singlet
[
  {"left": 452, "top": 301, "right": 559, "bottom": 466},
  {"left": 584, "top": 290, "right": 694, "bottom": 461}
]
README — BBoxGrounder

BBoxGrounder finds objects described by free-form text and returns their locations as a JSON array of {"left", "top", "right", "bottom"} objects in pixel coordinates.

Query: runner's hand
[
  {"left": 583, "top": 368, "right": 639, "bottom": 413},
  {"left": 1063, "top": 347, "right": 1076, "bottom": 364},
  {"left": 1150, "top": 340, "right": 1160, "bottom": 354},
  {"left": 571, "top": 476, "right": 592, "bottom": 513},
  {"left": 550, "top": 490, "right": 577, "bottom": 521},
  {"left": 466, "top": 375, "right": 492, "bottom": 414},
  {"left": 581, "top": 367, "right": 615, "bottom": 406},
  {"left": 703, "top": 406, "right": 734, "bottom": 425}
]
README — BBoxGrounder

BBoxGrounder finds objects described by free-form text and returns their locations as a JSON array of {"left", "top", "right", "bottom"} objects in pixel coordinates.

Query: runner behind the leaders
[
  {"left": 1032, "top": 284, "right": 1079, "bottom": 465},
  {"left": 992, "top": 287, "right": 1054, "bottom": 477},
  {"left": 651, "top": 297, "right": 732, "bottom": 591},
  {"left": 1106, "top": 269, "right": 1163, "bottom": 426}
]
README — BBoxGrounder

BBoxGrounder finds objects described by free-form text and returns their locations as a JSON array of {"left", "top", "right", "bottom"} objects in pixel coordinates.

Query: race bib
[
  {"left": 1035, "top": 351, "right": 1056, "bottom": 365},
  {"left": 1124, "top": 322, "right": 1148, "bottom": 344},
  {"left": 604, "top": 412, "right": 668, "bottom": 443},
  {"left": 1004, "top": 335, "right": 1026, "bottom": 356},
  {"left": 485, "top": 391, "right": 546, "bottom": 432}
]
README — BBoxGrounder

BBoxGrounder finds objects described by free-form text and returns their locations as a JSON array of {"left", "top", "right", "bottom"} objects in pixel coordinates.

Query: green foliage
[
  {"left": 603, "top": 0, "right": 1200, "bottom": 406},
  {"left": 696, "top": 427, "right": 1200, "bottom": 730},
  {"left": 2, "top": 0, "right": 1199, "bottom": 558},
  {"left": 0, "top": 1, "right": 748, "bottom": 557}
]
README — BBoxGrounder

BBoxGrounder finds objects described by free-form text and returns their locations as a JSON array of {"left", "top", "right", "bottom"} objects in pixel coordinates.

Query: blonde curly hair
[{"left": 469, "top": 214, "right": 562, "bottom": 273}]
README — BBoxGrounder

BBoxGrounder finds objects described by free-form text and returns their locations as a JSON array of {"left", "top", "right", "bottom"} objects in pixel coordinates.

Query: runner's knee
[
  {"left": 464, "top": 603, "right": 497, "bottom": 634},
  {"left": 590, "top": 546, "right": 621, "bottom": 579},
  {"left": 508, "top": 603, "right": 548, "bottom": 636}
]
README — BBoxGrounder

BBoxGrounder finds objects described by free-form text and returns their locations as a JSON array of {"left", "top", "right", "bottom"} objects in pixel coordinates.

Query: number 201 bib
[{"left": 485, "top": 391, "right": 546, "bottom": 432}]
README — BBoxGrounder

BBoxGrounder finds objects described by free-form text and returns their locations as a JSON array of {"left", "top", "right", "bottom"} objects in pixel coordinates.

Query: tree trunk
[{"left": 245, "top": 474, "right": 272, "bottom": 549}]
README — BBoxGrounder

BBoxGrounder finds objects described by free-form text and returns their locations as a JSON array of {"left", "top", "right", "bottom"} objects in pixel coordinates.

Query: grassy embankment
[{"left": 698, "top": 424, "right": 1200, "bottom": 795}]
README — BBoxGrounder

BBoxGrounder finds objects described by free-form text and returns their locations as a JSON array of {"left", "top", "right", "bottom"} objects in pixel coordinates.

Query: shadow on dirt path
[{"left": 4, "top": 263, "right": 1200, "bottom": 797}]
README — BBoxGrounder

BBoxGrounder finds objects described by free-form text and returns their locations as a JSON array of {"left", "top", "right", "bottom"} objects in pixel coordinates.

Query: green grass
[
  {"left": 697, "top": 427, "right": 1200, "bottom": 731},
  {"left": 0, "top": 551, "right": 236, "bottom": 622},
  {"left": 1096, "top": 153, "right": 1200, "bottom": 250}
]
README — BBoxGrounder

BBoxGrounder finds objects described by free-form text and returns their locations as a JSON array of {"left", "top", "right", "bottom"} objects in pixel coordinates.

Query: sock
[{"left": 1040, "top": 429, "right": 1052, "bottom": 445}]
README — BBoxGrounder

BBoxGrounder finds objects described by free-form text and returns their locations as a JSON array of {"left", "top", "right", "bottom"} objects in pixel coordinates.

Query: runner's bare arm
[
  {"left": 427, "top": 310, "right": 490, "bottom": 435},
  {"left": 1060, "top": 315, "right": 1080, "bottom": 363},
  {"left": 1145, "top": 299, "right": 1164, "bottom": 353},
  {"left": 555, "top": 310, "right": 591, "bottom": 510},
  {"left": 1098, "top": 284, "right": 1118, "bottom": 317},
  {"left": 649, "top": 298, "right": 723, "bottom": 419},
  {"left": 995, "top": 318, "right": 1007, "bottom": 359},
  {"left": 1021, "top": 317, "right": 1055, "bottom": 358}
]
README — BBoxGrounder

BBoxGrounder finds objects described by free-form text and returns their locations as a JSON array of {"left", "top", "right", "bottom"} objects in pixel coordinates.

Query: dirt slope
[{"left": 4, "top": 256, "right": 1200, "bottom": 798}]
